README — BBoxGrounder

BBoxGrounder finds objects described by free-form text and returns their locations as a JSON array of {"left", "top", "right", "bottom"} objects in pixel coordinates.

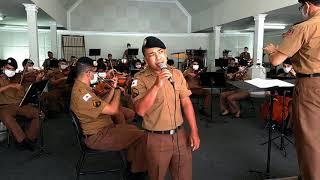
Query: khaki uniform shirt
[
  {"left": 277, "top": 10, "right": 320, "bottom": 74},
  {"left": 183, "top": 68, "right": 201, "bottom": 89},
  {"left": 49, "top": 69, "right": 67, "bottom": 89},
  {"left": 0, "top": 75, "right": 25, "bottom": 105},
  {"left": 239, "top": 52, "right": 251, "bottom": 60},
  {"left": 70, "top": 80, "right": 113, "bottom": 135},
  {"left": 131, "top": 67, "right": 191, "bottom": 131}
]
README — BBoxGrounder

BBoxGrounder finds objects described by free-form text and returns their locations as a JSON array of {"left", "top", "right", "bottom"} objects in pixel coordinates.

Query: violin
[{"left": 194, "top": 67, "right": 208, "bottom": 78}]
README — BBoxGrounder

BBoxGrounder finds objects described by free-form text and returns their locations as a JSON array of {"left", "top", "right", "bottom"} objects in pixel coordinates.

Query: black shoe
[
  {"left": 199, "top": 108, "right": 210, "bottom": 116},
  {"left": 126, "top": 172, "right": 147, "bottom": 180},
  {"left": 16, "top": 139, "right": 35, "bottom": 152}
]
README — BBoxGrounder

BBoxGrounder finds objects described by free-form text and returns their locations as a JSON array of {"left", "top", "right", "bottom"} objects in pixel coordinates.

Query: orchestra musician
[
  {"left": 220, "top": 60, "right": 250, "bottom": 118},
  {"left": 277, "top": 58, "right": 297, "bottom": 78},
  {"left": 20, "top": 59, "right": 46, "bottom": 86},
  {"left": 0, "top": 58, "right": 41, "bottom": 151},
  {"left": 183, "top": 60, "right": 211, "bottom": 115},
  {"left": 70, "top": 57, "right": 147, "bottom": 179}
]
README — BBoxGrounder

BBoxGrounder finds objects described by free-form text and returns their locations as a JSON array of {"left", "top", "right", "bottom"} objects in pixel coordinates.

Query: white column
[
  {"left": 253, "top": 14, "right": 267, "bottom": 64},
  {"left": 249, "top": 14, "right": 267, "bottom": 79},
  {"left": 50, "top": 21, "right": 58, "bottom": 58},
  {"left": 23, "top": 4, "right": 39, "bottom": 67},
  {"left": 212, "top": 26, "right": 221, "bottom": 71}
]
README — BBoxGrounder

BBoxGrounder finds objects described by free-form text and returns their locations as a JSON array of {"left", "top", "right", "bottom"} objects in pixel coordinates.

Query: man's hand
[
  {"left": 154, "top": 70, "right": 172, "bottom": 88},
  {"left": 188, "top": 72, "right": 196, "bottom": 78},
  {"left": 111, "top": 77, "right": 118, "bottom": 88},
  {"left": 36, "top": 72, "right": 45, "bottom": 81},
  {"left": 263, "top": 43, "right": 279, "bottom": 55},
  {"left": 9, "top": 83, "right": 22, "bottom": 90},
  {"left": 189, "top": 131, "right": 200, "bottom": 151}
]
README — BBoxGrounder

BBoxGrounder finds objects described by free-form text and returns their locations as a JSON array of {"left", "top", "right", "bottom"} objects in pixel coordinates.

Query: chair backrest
[{"left": 70, "top": 111, "right": 87, "bottom": 151}]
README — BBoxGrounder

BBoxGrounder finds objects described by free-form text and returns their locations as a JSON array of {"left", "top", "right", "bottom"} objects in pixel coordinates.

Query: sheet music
[{"left": 245, "top": 78, "right": 294, "bottom": 88}]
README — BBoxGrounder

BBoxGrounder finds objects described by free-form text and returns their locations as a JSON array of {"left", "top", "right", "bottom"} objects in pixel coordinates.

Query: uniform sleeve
[
  {"left": 277, "top": 25, "right": 306, "bottom": 57},
  {"left": 176, "top": 70, "right": 192, "bottom": 99},
  {"left": 131, "top": 76, "right": 147, "bottom": 103},
  {"left": 75, "top": 91, "right": 108, "bottom": 119}
]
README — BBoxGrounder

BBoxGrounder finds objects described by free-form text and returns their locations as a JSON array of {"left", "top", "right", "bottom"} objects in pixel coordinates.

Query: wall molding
[{"left": 67, "top": 0, "right": 84, "bottom": 30}]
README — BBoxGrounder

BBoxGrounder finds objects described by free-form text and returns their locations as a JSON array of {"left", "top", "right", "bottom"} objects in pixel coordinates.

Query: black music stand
[
  {"left": 199, "top": 72, "right": 229, "bottom": 127},
  {"left": 229, "top": 80, "right": 294, "bottom": 179},
  {"left": 20, "top": 80, "right": 51, "bottom": 162},
  {"left": 89, "top": 49, "right": 101, "bottom": 60},
  {"left": 128, "top": 48, "right": 138, "bottom": 59}
]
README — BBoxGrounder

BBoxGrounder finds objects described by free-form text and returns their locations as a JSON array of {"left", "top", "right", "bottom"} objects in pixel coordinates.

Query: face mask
[
  {"left": 121, "top": 59, "right": 127, "bottom": 64},
  {"left": 136, "top": 64, "right": 142, "bottom": 69},
  {"left": 301, "top": 3, "right": 310, "bottom": 19},
  {"left": 284, "top": 67, "right": 292, "bottom": 73},
  {"left": 98, "top": 72, "right": 107, "bottom": 78},
  {"left": 239, "top": 66, "right": 245, "bottom": 71},
  {"left": 4, "top": 69, "right": 16, "bottom": 78},
  {"left": 27, "top": 67, "right": 34, "bottom": 71},
  {"left": 60, "top": 65, "right": 68, "bottom": 70},
  {"left": 193, "top": 65, "right": 199, "bottom": 71},
  {"left": 90, "top": 73, "right": 99, "bottom": 85}
]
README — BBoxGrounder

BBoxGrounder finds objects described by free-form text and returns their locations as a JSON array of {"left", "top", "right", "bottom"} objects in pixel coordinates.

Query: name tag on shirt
[{"left": 83, "top": 93, "right": 92, "bottom": 102}]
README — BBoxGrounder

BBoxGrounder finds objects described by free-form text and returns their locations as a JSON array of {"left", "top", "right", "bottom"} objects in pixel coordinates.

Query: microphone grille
[{"left": 159, "top": 62, "right": 167, "bottom": 70}]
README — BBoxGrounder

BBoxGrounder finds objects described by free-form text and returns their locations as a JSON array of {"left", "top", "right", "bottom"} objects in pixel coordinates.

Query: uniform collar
[
  {"left": 310, "top": 9, "right": 320, "bottom": 19},
  {"left": 75, "top": 79, "right": 92, "bottom": 91}
]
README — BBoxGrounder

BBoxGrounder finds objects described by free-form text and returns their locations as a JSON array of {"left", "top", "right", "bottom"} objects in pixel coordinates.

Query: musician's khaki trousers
[
  {"left": 0, "top": 104, "right": 40, "bottom": 142},
  {"left": 292, "top": 78, "right": 320, "bottom": 180}
]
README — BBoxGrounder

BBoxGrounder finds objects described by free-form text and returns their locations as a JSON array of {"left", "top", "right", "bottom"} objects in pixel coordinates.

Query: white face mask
[
  {"left": 301, "top": 3, "right": 310, "bottom": 19},
  {"left": 136, "top": 64, "right": 142, "bottom": 69},
  {"left": 121, "top": 59, "right": 127, "bottom": 64},
  {"left": 192, "top": 65, "right": 199, "bottom": 71},
  {"left": 60, "top": 64, "right": 68, "bottom": 70},
  {"left": 98, "top": 72, "right": 107, "bottom": 78},
  {"left": 4, "top": 69, "right": 16, "bottom": 78},
  {"left": 90, "top": 73, "right": 99, "bottom": 85},
  {"left": 27, "top": 67, "right": 34, "bottom": 71},
  {"left": 284, "top": 67, "right": 292, "bottom": 73},
  {"left": 239, "top": 66, "right": 245, "bottom": 71}
]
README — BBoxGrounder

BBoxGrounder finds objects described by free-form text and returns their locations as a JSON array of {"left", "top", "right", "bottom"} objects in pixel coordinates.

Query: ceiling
[
  {"left": 59, "top": 0, "right": 78, "bottom": 10},
  {"left": 178, "top": 0, "right": 223, "bottom": 14},
  {"left": 221, "top": 4, "right": 303, "bottom": 33},
  {"left": 0, "top": 0, "right": 55, "bottom": 27}
]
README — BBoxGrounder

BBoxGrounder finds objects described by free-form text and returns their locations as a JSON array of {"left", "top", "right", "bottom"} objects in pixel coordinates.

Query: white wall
[
  {"left": 0, "top": 29, "right": 209, "bottom": 69},
  {"left": 0, "top": 30, "right": 51, "bottom": 70},
  {"left": 220, "top": 33, "right": 254, "bottom": 58},
  {"left": 192, "top": 0, "right": 298, "bottom": 32},
  {"left": 70, "top": 0, "right": 188, "bottom": 33},
  {"left": 31, "top": 0, "right": 67, "bottom": 27}
]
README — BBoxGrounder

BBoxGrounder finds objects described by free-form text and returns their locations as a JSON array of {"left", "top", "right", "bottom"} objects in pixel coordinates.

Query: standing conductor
[
  {"left": 264, "top": 1, "right": 320, "bottom": 179},
  {"left": 131, "top": 36, "right": 200, "bottom": 180}
]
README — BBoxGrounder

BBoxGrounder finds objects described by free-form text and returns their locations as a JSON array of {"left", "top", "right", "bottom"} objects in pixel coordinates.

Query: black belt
[
  {"left": 296, "top": 73, "right": 320, "bottom": 78},
  {"left": 146, "top": 126, "right": 182, "bottom": 135}
]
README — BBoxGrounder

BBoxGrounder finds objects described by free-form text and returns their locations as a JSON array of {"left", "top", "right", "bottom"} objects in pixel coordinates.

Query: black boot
[{"left": 16, "top": 139, "right": 35, "bottom": 152}]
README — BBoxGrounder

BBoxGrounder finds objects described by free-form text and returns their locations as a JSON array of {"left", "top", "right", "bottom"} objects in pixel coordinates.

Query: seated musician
[
  {"left": 95, "top": 61, "right": 135, "bottom": 124},
  {"left": 183, "top": 60, "right": 211, "bottom": 115},
  {"left": 220, "top": 60, "right": 250, "bottom": 118},
  {"left": 21, "top": 59, "right": 45, "bottom": 86},
  {"left": 70, "top": 57, "right": 147, "bottom": 178},
  {"left": 41, "top": 59, "right": 71, "bottom": 114},
  {"left": 277, "top": 58, "right": 296, "bottom": 78},
  {"left": 0, "top": 58, "right": 41, "bottom": 151},
  {"left": 133, "top": 60, "right": 143, "bottom": 70}
]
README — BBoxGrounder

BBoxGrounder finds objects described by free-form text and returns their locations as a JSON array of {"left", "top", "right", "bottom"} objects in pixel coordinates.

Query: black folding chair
[{"left": 70, "top": 111, "right": 127, "bottom": 180}]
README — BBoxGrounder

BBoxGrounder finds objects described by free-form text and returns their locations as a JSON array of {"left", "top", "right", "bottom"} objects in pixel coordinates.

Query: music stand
[
  {"left": 89, "top": 49, "right": 101, "bottom": 60},
  {"left": 20, "top": 80, "right": 51, "bottom": 162},
  {"left": 127, "top": 48, "right": 138, "bottom": 59}
]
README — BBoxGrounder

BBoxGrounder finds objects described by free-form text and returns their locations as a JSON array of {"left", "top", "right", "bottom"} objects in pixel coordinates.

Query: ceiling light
[
  {"left": 264, "top": 23, "right": 287, "bottom": 30},
  {"left": 0, "top": 15, "right": 4, "bottom": 21}
]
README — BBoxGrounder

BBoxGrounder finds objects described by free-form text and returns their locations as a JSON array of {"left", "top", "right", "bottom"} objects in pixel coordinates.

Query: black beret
[
  {"left": 77, "top": 56, "right": 97, "bottom": 67},
  {"left": 142, "top": 36, "right": 166, "bottom": 55},
  {"left": 283, "top": 58, "right": 292, "bottom": 65},
  {"left": 6, "top": 57, "right": 18, "bottom": 69},
  {"left": 22, "top": 59, "right": 34, "bottom": 66}
]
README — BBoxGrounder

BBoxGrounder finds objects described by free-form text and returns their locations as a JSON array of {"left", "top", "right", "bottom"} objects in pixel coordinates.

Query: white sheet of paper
[{"left": 245, "top": 78, "right": 294, "bottom": 88}]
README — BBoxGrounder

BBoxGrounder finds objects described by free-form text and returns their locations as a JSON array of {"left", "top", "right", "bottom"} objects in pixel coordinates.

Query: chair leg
[{"left": 76, "top": 151, "right": 86, "bottom": 180}]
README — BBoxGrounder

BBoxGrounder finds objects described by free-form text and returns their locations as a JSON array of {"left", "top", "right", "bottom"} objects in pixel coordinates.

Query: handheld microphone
[{"left": 159, "top": 62, "right": 174, "bottom": 84}]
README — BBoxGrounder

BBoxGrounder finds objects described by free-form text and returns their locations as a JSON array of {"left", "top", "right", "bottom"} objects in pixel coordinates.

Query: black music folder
[
  {"left": 19, "top": 80, "right": 48, "bottom": 107},
  {"left": 200, "top": 72, "right": 226, "bottom": 86}
]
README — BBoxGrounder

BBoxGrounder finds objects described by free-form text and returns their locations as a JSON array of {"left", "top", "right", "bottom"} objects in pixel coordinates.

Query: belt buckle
[{"left": 169, "top": 129, "right": 175, "bottom": 135}]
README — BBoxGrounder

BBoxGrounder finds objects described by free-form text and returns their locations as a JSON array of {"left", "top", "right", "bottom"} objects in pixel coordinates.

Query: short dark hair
[
  {"left": 167, "top": 59, "right": 174, "bottom": 66},
  {"left": 244, "top": 47, "right": 248, "bottom": 49},
  {"left": 298, "top": 0, "right": 320, "bottom": 5},
  {"left": 75, "top": 57, "right": 95, "bottom": 77},
  {"left": 108, "top": 54, "right": 112, "bottom": 57},
  {"left": 127, "top": 43, "right": 131, "bottom": 47},
  {"left": 22, "top": 59, "right": 34, "bottom": 66},
  {"left": 48, "top": 51, "right": 53, "bottom": 54}
]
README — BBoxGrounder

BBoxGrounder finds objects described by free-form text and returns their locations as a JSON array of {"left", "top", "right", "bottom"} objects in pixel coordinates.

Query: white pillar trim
[
  {"left": 212, "top": 26, "right": 221, "bottom": 71},
  {"left": 175, "top": 0, "right": 192, "bottom": 33},
  {"left": 253, "top": 14, "right": 267, "bottom": 65},
  {"left": 49, "top": 21, "right": 58, "bottom": 58},
  {"left": 23, "top": 3, "right": 40, "bottom": 67}
]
